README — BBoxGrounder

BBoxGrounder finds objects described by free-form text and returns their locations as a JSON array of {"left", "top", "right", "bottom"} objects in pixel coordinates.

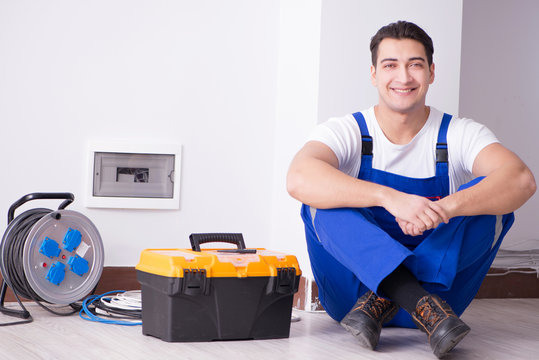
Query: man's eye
[
  {"left": 410, "top": 63, "right": 423, "bottom": 68},
  {"left": 384, "top": 64, "right": 396, "bottom": 68}
]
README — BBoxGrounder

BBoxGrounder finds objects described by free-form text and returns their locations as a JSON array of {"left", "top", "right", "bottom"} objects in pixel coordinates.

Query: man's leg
[
  {"left": 301, "top": 194, "right": 514, "bottom": 357},
  {"left": 337, "top": 263, "right": 470, "bottom": 357},
  {"left": 383, "top": 179, "right": 514, "bottom": 357},
  {"left": 377, "top": 210, "right": 513, "bottom": 357},
  {"left": 379, "top": 265, "right": 471, "bottom": 358},
  {"left": 301, "top": 204, "right": 374, "bottom": 321},
  {"left": 301, "top": 205, "right": 408, "bottom": 349},
  {"left": 306, "top": 205, "right": 413, "bottom": 295},
  {"left": 424, "top": 212, "right": 514, "bottom": 316},
  {"left": 379, "top": 264, "right": 428, "bottom": 314}
]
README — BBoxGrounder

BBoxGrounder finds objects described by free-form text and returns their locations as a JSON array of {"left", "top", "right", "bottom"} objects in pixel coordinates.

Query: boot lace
[
  {"left": 416, "top": 298, "right": 444, "bottom": 327},
  {"left": 355, "top": 293, "right": 393, "bottom": 319}
]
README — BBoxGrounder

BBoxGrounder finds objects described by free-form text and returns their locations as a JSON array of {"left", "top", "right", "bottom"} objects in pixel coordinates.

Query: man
[{"left": 287, "top": 21, "right": 536, "bottom": 358}]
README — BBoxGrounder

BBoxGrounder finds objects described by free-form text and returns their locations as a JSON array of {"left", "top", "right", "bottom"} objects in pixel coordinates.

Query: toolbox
[{"left": 136, "top": 233, "right": 302, "bottom": 342}]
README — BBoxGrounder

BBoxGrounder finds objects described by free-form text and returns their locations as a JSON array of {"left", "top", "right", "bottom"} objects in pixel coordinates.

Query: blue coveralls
[{"left": 301, "top": 112, "right": 514, "bottom": 328}]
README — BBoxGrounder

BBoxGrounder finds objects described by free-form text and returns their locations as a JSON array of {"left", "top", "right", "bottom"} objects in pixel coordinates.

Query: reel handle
[{"left": 7, "top": 192, "right": 75, "bottom": 223}]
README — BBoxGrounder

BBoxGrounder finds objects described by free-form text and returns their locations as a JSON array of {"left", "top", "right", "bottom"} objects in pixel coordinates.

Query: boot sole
[
  {"left": 432, "top": 324, "right": 471, "bottom": 358},
  {"left": 340, "top": 316, "right": 379, "bottom": 350},
  {"left": 340, "top": 305, "right": 399, "bottom": 350}
]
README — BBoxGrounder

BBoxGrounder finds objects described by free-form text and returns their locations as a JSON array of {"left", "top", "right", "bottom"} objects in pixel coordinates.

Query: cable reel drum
[{"left": 0, "top": 193, "right": 104, "bottom": 310}]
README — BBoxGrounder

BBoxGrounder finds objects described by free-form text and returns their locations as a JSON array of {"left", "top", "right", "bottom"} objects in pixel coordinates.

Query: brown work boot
[
  {"left": 340, "top": 291, "right": 399, "bottom": 349},
  {"left": 412, "top": 294, "right": 471, "bottom": 358}
]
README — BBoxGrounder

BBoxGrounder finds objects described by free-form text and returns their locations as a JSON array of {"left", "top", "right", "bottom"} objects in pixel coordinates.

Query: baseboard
[
  {"left": 474, "top": 268, "right": 539, "bottom": 298},
  {"left": 1, "top": 267, "right": 537, "bottom": 306},
  {"left": 294, "top": 267, "right": 539, "bottom": 311},
  {"left": 0, "top": 267, "right": 141, "bottom": 303}
]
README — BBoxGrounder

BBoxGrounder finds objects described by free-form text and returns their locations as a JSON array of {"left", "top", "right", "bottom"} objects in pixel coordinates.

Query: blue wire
[{"left": 79, "top": 290, "right": 142, "bottom": 326}]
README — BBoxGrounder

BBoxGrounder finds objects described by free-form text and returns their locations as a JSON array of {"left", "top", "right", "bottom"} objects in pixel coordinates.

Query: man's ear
[
  {"left": 429, "top": 63, "right": 435, "bottom": 84},
  {"left": 370, "top": 65, "right": 377, "bottom": 86}
]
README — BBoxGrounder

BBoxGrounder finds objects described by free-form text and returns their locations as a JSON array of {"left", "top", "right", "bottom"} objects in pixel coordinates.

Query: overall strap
[
  {"left": 352, "top": 112, "right": 373, "bottom": 172},
  {"left": 435, "top": 113, "right": 452, "bottom": 177}
]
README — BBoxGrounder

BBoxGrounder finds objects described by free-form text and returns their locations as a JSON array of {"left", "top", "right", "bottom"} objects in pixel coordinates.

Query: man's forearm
[
  {"left": 439, "top": 162, "right": 536, "bottom": 219},
  {"left": 287, "top": 155, "right": 387, "bottom": 209}
]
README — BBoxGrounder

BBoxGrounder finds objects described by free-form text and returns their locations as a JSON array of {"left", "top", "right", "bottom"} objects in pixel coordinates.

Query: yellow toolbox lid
[{"left": 136, "top": 248, "right": 302, "bottom": 279}]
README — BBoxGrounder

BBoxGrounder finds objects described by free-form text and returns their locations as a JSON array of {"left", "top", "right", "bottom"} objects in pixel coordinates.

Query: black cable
[
  {"left": 3, "top": 209, "right": 49, "bottom": 301},
  {"left": 0, "top": 280, "right": 33, "bottom": 326},
  {"left": 1, "top": 209, "right": 79, "bottom": 321},
  {"left": 0, "top": 210, "right": 44, "bottom": 325}
]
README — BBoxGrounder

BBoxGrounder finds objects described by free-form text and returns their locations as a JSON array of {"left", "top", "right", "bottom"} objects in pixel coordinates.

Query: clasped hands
[{"left": 387, "top": 193, "right": 450, "bottom": 237}]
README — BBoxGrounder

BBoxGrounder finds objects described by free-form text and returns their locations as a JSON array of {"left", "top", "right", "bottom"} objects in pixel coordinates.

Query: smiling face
[{"left": 371, "top": 38, "right": 435, "bottom": 116}]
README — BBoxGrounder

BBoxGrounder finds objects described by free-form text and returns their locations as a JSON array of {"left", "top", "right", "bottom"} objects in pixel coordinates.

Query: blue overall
[{"left": 301, "top": 112, "right": 514, "bottom": 328}]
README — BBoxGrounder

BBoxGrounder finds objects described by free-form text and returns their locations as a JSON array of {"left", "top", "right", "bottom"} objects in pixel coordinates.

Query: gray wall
[
  {"left": 460, "top": 0, "right": 538, "bottom": 248},
  {"left": 317, "top": 0, "right": 463, "bottom": 123}
]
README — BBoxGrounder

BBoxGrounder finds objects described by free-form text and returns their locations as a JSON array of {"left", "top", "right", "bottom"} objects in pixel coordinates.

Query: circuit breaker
[
  {"left": 86, "top": 143, "right": 181, "bottom": 209},
  {"left": 93, "top": 152, "right": 175, "bottom": 198}
]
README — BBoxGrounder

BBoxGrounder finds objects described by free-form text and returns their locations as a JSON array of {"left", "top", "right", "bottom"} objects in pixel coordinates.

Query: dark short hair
[{"left": 370, "top": 21, "right": 434, "bottom": 67}]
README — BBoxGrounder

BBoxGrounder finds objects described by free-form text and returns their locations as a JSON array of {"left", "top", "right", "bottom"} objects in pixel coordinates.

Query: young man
[{"left": 287, "top": 21, "right": 536, "bottom": 358}]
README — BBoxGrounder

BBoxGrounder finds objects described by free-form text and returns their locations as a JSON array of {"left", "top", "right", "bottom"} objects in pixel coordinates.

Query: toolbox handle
[{"left": 189, "top": 233, "right": 246, "bottom": 252}]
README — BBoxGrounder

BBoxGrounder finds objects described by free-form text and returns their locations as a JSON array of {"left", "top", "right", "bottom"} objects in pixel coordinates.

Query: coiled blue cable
[{"left": 80, "top": 290, "right": 142, "bottom": 326}]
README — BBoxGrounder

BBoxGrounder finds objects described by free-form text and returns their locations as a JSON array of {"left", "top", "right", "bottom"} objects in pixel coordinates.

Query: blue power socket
[
  {"left": 63, "top": 228, "right": 82, "bottom": 252},
  {"left": 46, "top": 262, "right": 66, "bottom": 285},
  {"left": 39, "top": 237, "right": 61, "bottom": 259},
  {"left": 68, "top": 255, "right": 89, "bottom": 277}
]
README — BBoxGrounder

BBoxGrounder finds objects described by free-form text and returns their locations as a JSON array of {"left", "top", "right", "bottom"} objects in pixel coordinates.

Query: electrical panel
[
  {"left": 86, "top": 142, "right": 181, "bottom": 209},
  {"left": 93, "top": 152, "right": 174, "bottom": 199}
]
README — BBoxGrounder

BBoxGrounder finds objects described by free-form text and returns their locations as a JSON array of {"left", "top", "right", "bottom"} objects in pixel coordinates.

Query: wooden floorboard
[{"left": 0, "top": 299, "right": 537, "bottom": 359}]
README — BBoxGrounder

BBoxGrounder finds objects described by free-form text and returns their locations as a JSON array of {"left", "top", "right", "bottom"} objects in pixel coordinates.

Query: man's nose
[{"left": 397, "top": 66, "right": 412, "bottom": 83}]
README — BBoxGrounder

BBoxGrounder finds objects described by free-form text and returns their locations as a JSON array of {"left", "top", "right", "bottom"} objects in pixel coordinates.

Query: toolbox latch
[
  {"left": 182, "top": 269, "right": 210, "bottom": 296},
  {"left": 267, "top": 267, "right": 298, "bottom": 295}
]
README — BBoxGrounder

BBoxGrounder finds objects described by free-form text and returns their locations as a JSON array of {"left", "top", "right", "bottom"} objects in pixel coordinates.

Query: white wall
[
  {"left": 0, "top": 0, "right": 281, "bottom": 265},
  {"left": 269, "top": 0, "right": 322, "bottom": 278},
  {"left": 460, "top": 0, "right": 539, "bottom": 249},
  {"left": 0, "top": 1, "right": 470, "bottom": 278}
]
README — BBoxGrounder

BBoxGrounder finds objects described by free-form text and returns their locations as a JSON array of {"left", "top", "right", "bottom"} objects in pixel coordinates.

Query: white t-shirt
[{"left": 308, "top": 106, "right": 498, "bottom": 194}]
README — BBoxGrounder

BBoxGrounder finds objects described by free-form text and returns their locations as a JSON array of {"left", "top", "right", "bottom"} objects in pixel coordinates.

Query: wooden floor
[{"left": 0, "top": 299, "right": 537, "bottom": 359}]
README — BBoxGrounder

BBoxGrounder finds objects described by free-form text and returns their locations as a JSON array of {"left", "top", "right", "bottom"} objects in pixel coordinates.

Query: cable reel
[{"left": 0, "top": 193, "right": 104, "bottom": 324}]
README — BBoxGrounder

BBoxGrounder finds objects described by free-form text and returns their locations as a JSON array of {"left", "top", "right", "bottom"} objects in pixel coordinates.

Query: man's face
[{"left": 371, "top": 38, "right": 434, "bottom": 115}]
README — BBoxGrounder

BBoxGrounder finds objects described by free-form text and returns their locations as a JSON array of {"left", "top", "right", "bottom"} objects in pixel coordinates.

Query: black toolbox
[{"left": 136, "top": 233, "right": 301, "bottom": 342}]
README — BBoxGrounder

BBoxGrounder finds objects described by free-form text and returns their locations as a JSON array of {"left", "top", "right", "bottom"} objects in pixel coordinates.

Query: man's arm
[
  {"left": 437, "top": 143, "right": 536, "bottom": 218},
  {"left": 287, "top": 141, "right": 447, "bottom": 232}
]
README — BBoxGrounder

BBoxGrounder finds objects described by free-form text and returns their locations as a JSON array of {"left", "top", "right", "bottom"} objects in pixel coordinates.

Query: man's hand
[
  {"left": 383, "top": 191, "right": 449, "bottom": 236},
  {"left": 395, "top": 218, "right": 424, "bottom": 236}
]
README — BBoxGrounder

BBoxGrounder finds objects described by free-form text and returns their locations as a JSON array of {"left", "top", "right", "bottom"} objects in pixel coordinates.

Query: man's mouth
[{"left": 392, "top": 88, "right": 416, "bottom": 94}]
